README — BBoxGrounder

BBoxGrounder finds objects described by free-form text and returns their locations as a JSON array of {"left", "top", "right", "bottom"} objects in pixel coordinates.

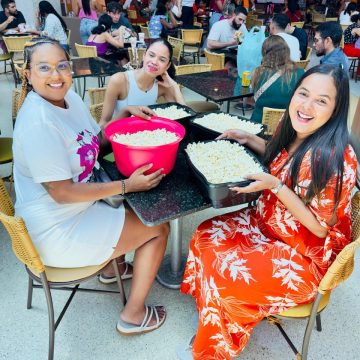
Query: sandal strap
[{"left": 140, "top": 305, "right": 161, "bottom": 329}]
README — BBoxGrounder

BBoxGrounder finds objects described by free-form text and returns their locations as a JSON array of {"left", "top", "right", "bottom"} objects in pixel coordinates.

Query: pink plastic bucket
[{"left": 104, "top": 116, "right": 186, "bottom": 177}]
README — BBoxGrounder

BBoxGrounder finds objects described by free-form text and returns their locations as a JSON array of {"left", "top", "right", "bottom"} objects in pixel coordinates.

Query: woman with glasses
[{"left": 13, "top": 37, "right": 169, "bottom": 335}]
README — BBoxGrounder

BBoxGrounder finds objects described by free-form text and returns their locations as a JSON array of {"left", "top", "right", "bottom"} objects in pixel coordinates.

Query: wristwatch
[{"left": 271, "top": 180, "right": 284, "bottom": 194}]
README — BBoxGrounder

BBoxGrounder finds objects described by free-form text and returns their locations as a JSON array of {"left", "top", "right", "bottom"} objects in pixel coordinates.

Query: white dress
[{"left": 13, "top": 90, "right": 125, "bottom": 267}]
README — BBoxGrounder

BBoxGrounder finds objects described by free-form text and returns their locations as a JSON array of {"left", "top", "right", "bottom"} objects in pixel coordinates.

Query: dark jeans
[{"left": 181, "top": 6, "right": 194, "bottom": 29}]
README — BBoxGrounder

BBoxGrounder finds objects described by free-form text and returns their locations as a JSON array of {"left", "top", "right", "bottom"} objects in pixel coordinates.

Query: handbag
[
  {"left": 254, "top": 70, "right": 282, "bottom": 102},
  {"left": 90, "top": 166, "right": 124, "bottom": 208}
]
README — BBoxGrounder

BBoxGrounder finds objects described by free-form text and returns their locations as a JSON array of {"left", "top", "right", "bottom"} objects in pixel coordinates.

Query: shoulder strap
[{"left": 254, "top": 71, "right": 282, "bottom": 102}]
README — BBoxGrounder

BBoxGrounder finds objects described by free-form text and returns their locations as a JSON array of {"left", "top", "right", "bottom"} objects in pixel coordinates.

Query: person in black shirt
[{"left": 0, "top": 0, "right": 26, "bottom": 32}]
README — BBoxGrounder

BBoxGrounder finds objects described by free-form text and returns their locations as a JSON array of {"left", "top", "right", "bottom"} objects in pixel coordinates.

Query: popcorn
[
  {"left": 194, "top": 113, "right": 262, "bottom": 134},
  {"left": 112, "top": 128, "right": 179, "bottom": 146},
  {"left": 153, "top": 105, "right": 191, "bottom": 120},
  {"left": 186, "top": 141, "right": 263, "bottom": 184}
]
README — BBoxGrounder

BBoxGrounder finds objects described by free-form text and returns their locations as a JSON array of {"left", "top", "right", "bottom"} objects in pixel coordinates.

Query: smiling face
[
  {"left": 24, "top": 43, "right": 72, "bottom": 108},
  {"left": 289, "top": 73, "right": 337, "bottom": 140},
  {"left": 142, "top": 42, "right": 171, "bottom": 77}
]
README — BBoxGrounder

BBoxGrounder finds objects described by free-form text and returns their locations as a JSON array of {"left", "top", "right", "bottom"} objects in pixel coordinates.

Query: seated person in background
[
  {"left": 250, "top": 35, "right": 304, "bottom": 123},
  {"left": 179, "top": 63, "right": 357, "bottom": 360},
  {"left": 209, "top": 0, "right": 225, "bottom": 28},
  {"left": 283, "top": 14, "right": 308, "bottom": 60},
  {"left": 207, "top": 5, "right": 248, "bottom": 67},
  {"left": 79, "top": 0, "right": 98, "bottom": 45},
  {"left": 29, "top": 1, "right": 69, "bottom": 52},
  {"left": 269, "top": 13, "right": 300, "bottom": 61},
  {"left": 148, "top": 1, "right": 180, "bottom": 39},
  {"left": 101, "top": 39, "right": 185, "bottom": 124},
  {"left": 86, "top": 14, "right": 128, "bottom": 66},
  {"left": 107, "top": 1, "right": 136, "bottom": 39},
  {"left": 315, "top": 21, "right": 349, "bottom": 74},
  {"left": 284, "top": 0, "right": 303, "bottom": 22},
  {"left": 193, "top": 0, "right": 206, "bottom": 17},
  {"left": 0, "top": 0, "right": 25, "bottom": 32},
  {"left": 339, "top": 2, "right": 358, "bottom": 26},
  {"left": 14, "top": 36, "right": 169, "bottom": 336},
  {"left": 219, "top": 2, "right": 235, "bottom": 20},
  {"left": 343, "top": 14, "right": 360, "bottom": 78},
  {"left": 171, "top": 0, "right": 182, "bottom": 20}
]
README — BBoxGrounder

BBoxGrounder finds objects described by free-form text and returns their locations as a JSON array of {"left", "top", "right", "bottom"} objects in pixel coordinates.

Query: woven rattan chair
[
  {"left": 291, "top": 21, "right": 305, "bottom": 28},
  {"left": 0, "top": 178, "right": 126, "bottom": 360},
  {"left": 0, "top": 52, "right": 11, "bottom": 74},
  {"left": 295, "top": 46, "right": 312, "bottom": 69},
  {"left": 127, "top": 9, "right": 146, "bottom": 26},
  {"left": 127, "top": 47, "right": 146, "bottom": 68},
  {"left": 88, "top": 87, "right": 107, "bottom": 105},
  {"left": 139, "top": 25, "right": 150, "bottom": 39},
  {"left": 204, "top": 49, "right": 225, "bottom": 71},
  {"left": 168, "top": 36, "right": 184, "bottom": 65},
  {"left": 175, "top": 63, "right": 212, "bottom": 76},
  {"left": 181, "top": 29, "right": 203, "bottom": 63},
  {"left": 261, "top": 107, "right": 286, "bottom": 136},
  {"left": 75, "top": 42, "right": 97, "bottom": 58},
  {"left": 90, "top": 102, "right": 103, "bottom": 123},
  {"left": 269, "top": 190, "right": 360, "bottom": 360}
]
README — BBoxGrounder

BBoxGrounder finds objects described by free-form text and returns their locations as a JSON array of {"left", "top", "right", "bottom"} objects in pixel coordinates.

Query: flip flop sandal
[
  {"left": 176, "top": 335, "right": 195, "bottom": 360},
  {"left": 98, "top": 261, "right": 133, "bottom": 284},
  {"left": 116, "top": 305, "right": 166, "bottom": 336}
]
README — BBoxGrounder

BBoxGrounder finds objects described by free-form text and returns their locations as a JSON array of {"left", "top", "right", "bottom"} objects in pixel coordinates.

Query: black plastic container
[
  {"left": 190, "top": 111, "right": 263, "bottom": 142},
  {"left": 185, "top": 140, "right": 267, "bottom": 208}
]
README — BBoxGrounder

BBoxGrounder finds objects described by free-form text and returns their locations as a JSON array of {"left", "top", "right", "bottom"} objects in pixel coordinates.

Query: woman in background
[{"left": 79, "top": 0, "right": 98, "bottom": 44}]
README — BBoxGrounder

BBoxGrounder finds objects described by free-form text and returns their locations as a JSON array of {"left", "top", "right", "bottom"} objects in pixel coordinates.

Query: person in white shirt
[
  {"left": 339, "top": 2, "right": 358, "bottom": 25},
  {"left": 206, "top": 5, "right": 248, "bottom": 68},
  {"left": 269, "top": 13, "right": 300, "bottom": 61}
]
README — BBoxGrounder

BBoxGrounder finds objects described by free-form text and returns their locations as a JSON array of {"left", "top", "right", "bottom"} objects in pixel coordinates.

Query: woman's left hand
[
  {"left": 230, "top": 173, "right": 279, "bottom": 194},
  {"left": 157, "top": 71, "right": 177, "bottom": 88}
]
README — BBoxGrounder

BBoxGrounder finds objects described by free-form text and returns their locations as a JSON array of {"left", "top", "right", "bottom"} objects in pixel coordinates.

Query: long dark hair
[
  {"left": 81, "top": 0, "right": 91, "bottom": 16},
  {"left": 147, "top": 38, "right": 176, "bottom": 79},
  {"left": 91, "top": 14, "right": 112, "bottom": 34},
  {"left": 345, "top": 2, "right": 357, "bottom": 16},
  {"left": 39, "top": 1, "right": 67, "bottom": 33},
  {"left": 264, "top": 64, "right": 350, "bottom": 207}
]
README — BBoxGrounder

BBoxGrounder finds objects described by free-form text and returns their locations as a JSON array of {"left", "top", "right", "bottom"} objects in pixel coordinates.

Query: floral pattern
[{"left": 180, "top": 146, "right": 357, "bottom": 359}]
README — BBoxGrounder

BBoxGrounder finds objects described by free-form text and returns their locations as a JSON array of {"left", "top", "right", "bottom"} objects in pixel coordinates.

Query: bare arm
[
  {"left": 160, "top": 18, "right": 175, "bottom": 30},
  {"left": 168, "top": 10, "right": 179, "bottom": 26},
  {"left": 0, "top": 16, "right": 15, "bottom": 32},
  {"left": 207, "top": 38, "right": 237, "bottom": 50},
  {"left": 104, "top": 31, "right": 124, "bottom": 48}
]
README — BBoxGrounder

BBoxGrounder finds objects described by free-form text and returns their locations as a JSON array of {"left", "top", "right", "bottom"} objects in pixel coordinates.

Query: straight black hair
[
  {"left": 39, "top": 1, "right": 67, "bottom": 33},
  {"left": 81, "top": 0, "right": 91, "bottom": 16},
  {"left": 91, "top": 14, "right": 112, "bottom": 34},
  {"left": 264, "top": 64, "right": 350, "bottom": 208},
  {"left": 316, "top": 21, "right": 342, "bottom": 47},
  {"left": 1, "top": 0, "right": 13, "bottom": 9}
]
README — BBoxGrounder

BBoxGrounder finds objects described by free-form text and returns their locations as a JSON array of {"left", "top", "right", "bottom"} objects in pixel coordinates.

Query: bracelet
[{"left": 120, "top": 179, "right": 126, "bottom": 196}]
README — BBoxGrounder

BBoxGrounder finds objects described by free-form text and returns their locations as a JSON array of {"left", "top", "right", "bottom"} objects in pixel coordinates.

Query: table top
[
  {"left": 100, "top": 141, "right": 211, "bottom": 226},
  {"left": 71, "top": 57, "right": 125, "bottom": 79},
  {"left": 176, "top": 69, "right": 254, "bottom": 103}
]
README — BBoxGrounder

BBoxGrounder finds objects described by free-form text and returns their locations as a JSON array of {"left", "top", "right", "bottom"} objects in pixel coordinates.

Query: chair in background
[
  {"left": 181, "top": 29, "right": 203, "bottom": 63},
  {"left": 291, "top": 21, "right": 305, "bottom": 28},
  {"left": 0, "top": 178, "right": 126, "bottom": 360},
  {"left": 88, "top": 87, "right": 107, "bottom": 106},
  {"left": 261, "top": 107, "right": 286, "bottom": 136},
  {"left": 90, "top": 103, "right": 104, "bottom": 123},
  {"left": 339, "top": 33, "right": 358, "bottom": 80},
  {"left": 0, "top": 52, "right": 12, "bottom": 74},
  {"left": 139, "top": 25, "right": 150, "bottom": 39},
  {"left": 12, "top": 88, "right": 21, "bottom": 125},
  {"left": 295, "top": 46, "right": 312, "bottom": 69},
  {"left": 269, "top": 191, "right": 360, "bottom": 360},
  {"left": 204, "top": 49, "right": 225, "bottom": 71},
  {"left": 127, "top": 9, "right": 146, "bottom": 26},
  {"left": 127, "top": 47, "right": 146, "bottom": 68},
  {"left": 167, "top": 36, "right": 184, "bottom": 65}
]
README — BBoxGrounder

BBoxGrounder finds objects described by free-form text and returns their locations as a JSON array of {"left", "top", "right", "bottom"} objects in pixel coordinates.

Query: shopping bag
[{"left": 237, "top": 27, "right": 265, "bottom": 79}]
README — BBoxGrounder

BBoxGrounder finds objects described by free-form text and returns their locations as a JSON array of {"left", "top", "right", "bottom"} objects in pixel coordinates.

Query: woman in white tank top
[{"left": 101, "top": 38, "right": 186, "bottom": 125}]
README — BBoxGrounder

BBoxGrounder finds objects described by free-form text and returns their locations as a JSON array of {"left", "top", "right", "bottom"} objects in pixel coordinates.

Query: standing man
[
  {"left": 269, "top": 13, "right": 301, "bottom": 61},
  {"left": 181, "top": 0, "right": 195, "bottom": 29},
  {"left": 0, "top": 0, "right": 25, "bottom": 32},
  {"left": 314, "top": 21, "right": 349, "bottom": 73}
]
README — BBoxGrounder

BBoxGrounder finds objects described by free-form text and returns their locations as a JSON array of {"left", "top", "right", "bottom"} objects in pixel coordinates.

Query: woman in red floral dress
[{"left": 179, "top": 64, "right": 358, "bottom": 359}]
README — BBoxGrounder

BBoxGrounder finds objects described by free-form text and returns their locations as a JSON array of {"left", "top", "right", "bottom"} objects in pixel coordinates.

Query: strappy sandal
[
  {"left": 98, "top": 261, "right": 133, "bottom": 284},
  {"left": 116, "top": 305, "right": 166, "bottom": 336},
  {"left": 176, "top": 335, "right": 195, "bottom": 360}
]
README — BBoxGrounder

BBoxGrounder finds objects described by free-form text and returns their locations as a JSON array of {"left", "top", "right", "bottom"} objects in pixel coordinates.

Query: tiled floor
[{"left": 1, "top": 57, "right": 360, "bottom": 360}]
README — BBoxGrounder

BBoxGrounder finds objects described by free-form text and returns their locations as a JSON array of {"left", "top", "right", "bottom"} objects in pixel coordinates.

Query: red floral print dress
[{"left": 180, "top": 146, "right": 357, "bottom": 360}]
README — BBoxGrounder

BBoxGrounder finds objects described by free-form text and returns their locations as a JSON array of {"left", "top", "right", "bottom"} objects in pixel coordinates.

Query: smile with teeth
[
  {"left": 48, "top": 83, "right": 63, "bottom": 88},
  {"left": 297, "top": 111, "right": 313, "bottom": 122}
]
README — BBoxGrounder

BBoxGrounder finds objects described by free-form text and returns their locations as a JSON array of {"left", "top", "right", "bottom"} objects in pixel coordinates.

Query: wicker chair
[
  {"left": 295, "top": 46, "right": 312, "bottom": 69},
  {"left": 75, "top": 42, "right": 97, "bottom": 58},
  {"left": 127, "top": 47, "right": 146, "bottom": 68},
  {"left": 12, "top": 88, "right": 21, "bottom": 123},
  {"left": 127, "top": 9, "right": 146, "bottom": 26},
  {"left": 261, "top": 107, "right": 286, "bottom": 136},
  {"left": 0, "top": 52, "right": 11, "bottom": 74},
  {"left": 0, "top": 178, "right": 126, "bottom": 360},
  {"left": 90, "top": 102, "right": 104, "bottom": 123},
  {"left": 168, "top": 36, "right": 184, "bottom": 65},
  {"left": 175, "top": 63, "right": 212, "bottom": 76},
  {"left": 291, "top": 21, "right": 305, "bottom": 28},
  {"left": 139, "top": 25, "right": 150, "bottom": 39},
  {"left": 88, "top": 87, "right": 107, "bottom": 105},
  {"left": 204, "top": 49, "right": 225, "bottom": 71},
  {"left": 269, "top": 190, "right": 360, "bottom": 360},
  {"left": 181, "top": 29, "right": 203, "bottom": 63}
]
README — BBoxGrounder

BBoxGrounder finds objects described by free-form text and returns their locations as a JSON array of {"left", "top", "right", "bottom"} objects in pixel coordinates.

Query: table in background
[
  {"left": 100, "top": 144, "right": 211, "bottom": 289},
  {"left": 71, "top": 57, "right": 125, "bottom": 95},
  {"left": 176, "top": 69, "right": 254, "bottom": 112}
]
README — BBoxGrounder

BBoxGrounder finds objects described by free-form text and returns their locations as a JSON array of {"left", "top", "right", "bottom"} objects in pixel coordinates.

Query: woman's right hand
[
  {"left": 126, "top": 164, "right": 165, "bottom": 192},
  {"left": 216, "top": 129, "right": 250, "bottom": 145}
]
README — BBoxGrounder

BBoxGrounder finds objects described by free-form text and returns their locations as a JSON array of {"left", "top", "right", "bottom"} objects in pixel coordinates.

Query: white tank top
[{"left": 112, "top": 70, "right": 158, "bottom": 119}]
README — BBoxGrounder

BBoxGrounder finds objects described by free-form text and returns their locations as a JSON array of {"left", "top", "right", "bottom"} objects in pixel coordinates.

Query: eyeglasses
[{"left": 31, "top": 61, "right": 72, "bottom": 76}]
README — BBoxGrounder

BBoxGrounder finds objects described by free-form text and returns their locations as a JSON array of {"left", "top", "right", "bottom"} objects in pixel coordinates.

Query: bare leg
[{"left": 111, "top": 208, "right": 169, "bottom": 325}]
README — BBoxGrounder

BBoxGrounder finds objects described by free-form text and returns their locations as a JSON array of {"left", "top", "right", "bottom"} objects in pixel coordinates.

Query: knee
[{"left": 158, "top": 222, "right": 170, "bottom": 240}]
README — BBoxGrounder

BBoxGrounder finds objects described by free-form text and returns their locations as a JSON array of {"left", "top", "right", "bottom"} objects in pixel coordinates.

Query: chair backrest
[
  {"left": 175, "top": 63, "right": 212, "bottom": 76},
  {"left": 88, "top": 87, "right": 107, "bottom": 106},
  {"left": 0, "top": 178, "right": 14, "bottom": 216},
  {"left": 75, "top": 43, "right": 97, "bottom": 58},
  {"left": 305, "top": 46, "right": 312, "bottom": 61},
  {"left": 127, "top": 47, "right": 146, "bottom": 67},
  {"left": 317, "top": 191, "right": 360, "bottom": 294},
  {"left": 312, "top": 12, "right": 325, "bottom": 23},
  {"left": 12, "top": 88, "right": 21, "bottom": 122},
  {"left": 291, "top": 21, "right": 304, "bottom": 28},
  {"left": 340, "top": 34, "right": 344, "bottom": 49},
  {"left": 139, "top": 25, "right": 150, "bottom": 39},
  {"left": 3, "top": 35, "right": 33, "bottom": 54},
  {"left": 66, "top": 29, "right": 71, "bottom": 46},
  {"left": 181, "top": 29, "right": 203, "bottom": 44},
  {"left": 261, "top": 107, "right": 286, "bottom": 136},
  {"left": 325, "top": 17, "right": 338, "bottom": 22},
  {"left": 341, "top": 24, "right": 348, "bottom": 33},
  {"left": 89, "top": 103, "right": 104, "bottom": 123},
  {"left": 204, "top": 49, "right": 225, "bottom": 71},
  {"left": 252, "top": 18, "right": 264, "bottom": 27},
  {"left": 127, "top": 9, "right": 137, "bottom": 20},
  {"left": 167, "top": 36, "right": 184, "bottom": 63}
]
